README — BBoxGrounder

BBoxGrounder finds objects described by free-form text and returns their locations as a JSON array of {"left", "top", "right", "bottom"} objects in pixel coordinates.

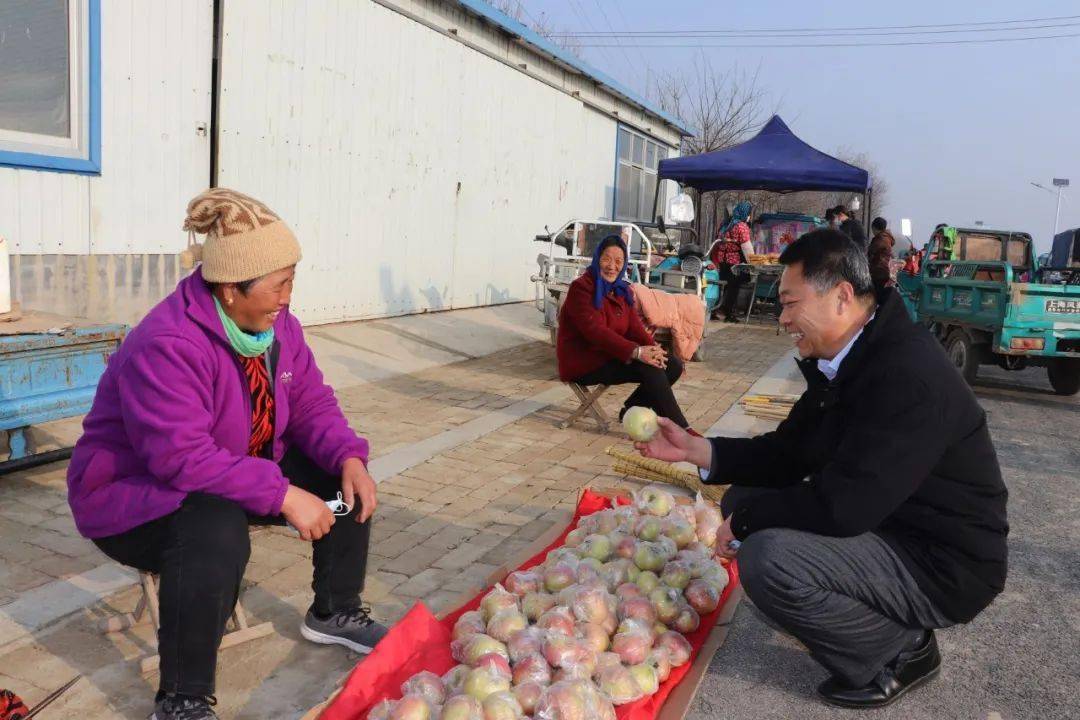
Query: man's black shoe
[{"left": 817, "top": 631, "right": 941, "bottom": 708}]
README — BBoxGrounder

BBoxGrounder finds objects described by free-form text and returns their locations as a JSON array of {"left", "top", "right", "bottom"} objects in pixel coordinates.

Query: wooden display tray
[{"left": 301, "top": 486, "right": 742, "bottom": 720}]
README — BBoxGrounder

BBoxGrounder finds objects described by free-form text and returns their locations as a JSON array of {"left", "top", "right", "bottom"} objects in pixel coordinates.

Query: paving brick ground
[{"left": 0, "top": 320, "right": 791, "bottom": 719}]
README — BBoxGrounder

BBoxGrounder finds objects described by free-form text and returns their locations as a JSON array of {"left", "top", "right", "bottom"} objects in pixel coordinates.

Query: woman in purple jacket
[{"left": 67, "top": 188, "right": 386, "bottom": 720}]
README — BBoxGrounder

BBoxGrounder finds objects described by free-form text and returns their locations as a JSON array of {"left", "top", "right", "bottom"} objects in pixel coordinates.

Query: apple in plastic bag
[
  {"left": 622, "top": 406, "right": 659, "bottom": 441},
  {"left": 661, "top": 561, "right": 693, "bottom": 590},
  {"left": 661, "top": 517, "right": 697, "bottom": 549},
  {"left": 579, "top": 534, "right": 613, "bottom": 562},
  {"left": 512, "top": 681, "right": 544, "bottom": 715},
  {"left": 507, "top": 627, "right": 544, "bottom": 664},
  {"left": 480, "top": 586, "right": 519, "bottom": 623},
  {"left": 636, "top": 487, "right": 674, "bottom": 517},
  {"left": 482, "top": 690, "right": 523, "bottom": 720},
  {"left": 504, "top": 570, "right": 541, "bottom": 596},
  {"left": 536, "top": 607, "right": 576, "bottom": 636},
  {"left": 475, "top": 653, "right": 512, "bottom": 680},
  {"left": 628, "top": 662, "right": 660, "bottom": 696},
  {"left": 461, "top": 634, "right": 509, "bottom": 666},
  {"left": 511, "top": 653, "right": 552, "bottom": 687},
  {"left": 633, "top": 542, "right": 666, "bottom": 572},
  {"left": 402, "top": 671, "right": 447, "bottom": 707},
  {"left": 453, "top": 611, "right": 486, "bottom": 642},
  {"left": 487, "top": 608, "right": 528, "bottom": 643},
  {"left": 439, "top": 695, "right": 483, "bottom": 720},
  {"left": 520, "top": 592, "right": 556, "bottom": 622},
  {"left": 611, "top": 629, "right": 651, "bottom": 665},
  {"left": 463, "top": 667, "right": 511, "bottom": 703},
  {"left": 648, "top": 647, "right": 673, "bottom": 682},
  {"left": 635, "top": 570, "right": 660, "bottom": 594},
  {"left": 390, "top": 695, "right": 432, "bottom": 720},
  {"left": 656, "top": 630, "right": 692, "bottom": 666},
  {"left": 634, "top": 516, "right": 662, "bottom": 542},
  {"left": 596, "top": 665, "right": 642, "bottom": 705},
  {"left": 685, "top": 579, "right": 721, "bottom": 615},
  {"left": 618, "top": 596, "right": 657, "bottom": 625},
  {"left": 575, "top": 621, "right": 610, "bottom": 654},
  {"left": 543, "top": 563, "right": 577, "bottom": 593}
]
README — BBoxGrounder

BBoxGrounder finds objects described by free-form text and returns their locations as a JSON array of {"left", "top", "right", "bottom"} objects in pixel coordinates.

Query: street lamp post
[
  {"left": 1052, "top": 178, "right": 1069, "bottom": 237},
  {"left": 1031, "top": 179, "right": 1070, "bottom": 238}
]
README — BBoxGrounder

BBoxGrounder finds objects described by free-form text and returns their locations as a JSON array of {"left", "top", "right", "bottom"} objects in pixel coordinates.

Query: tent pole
[{"left": 864, "top": 188, "right": 872, "bottom": 229}]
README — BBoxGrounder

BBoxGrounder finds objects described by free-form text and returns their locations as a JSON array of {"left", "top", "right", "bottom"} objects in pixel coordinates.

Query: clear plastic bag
[
  {"left": 401, "top": 670, "right": 447, "bottom": 707},
  {"left": 480, "top": 584, "right": 520, "bottom": 623}
]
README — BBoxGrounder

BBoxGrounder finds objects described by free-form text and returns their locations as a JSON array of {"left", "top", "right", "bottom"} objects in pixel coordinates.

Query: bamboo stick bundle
[
  {"left": 605, "top": 445, "right": 727, "bottom": 504},
  {"left": 739, "top": 392, "right": 798, "bottom": 421}
]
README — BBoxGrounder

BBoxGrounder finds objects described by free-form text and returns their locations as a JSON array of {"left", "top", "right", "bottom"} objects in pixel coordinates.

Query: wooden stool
[
  {"left": 101, "top": 570, "right": 275, "bottom": 674},
  {"left": 559, "top": 383, "right": 611, "bottom": 432}
]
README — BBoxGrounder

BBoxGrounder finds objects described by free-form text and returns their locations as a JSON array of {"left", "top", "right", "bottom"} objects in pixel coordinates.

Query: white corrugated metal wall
[
  {"left": 216, "top": 0, "right": 672, "bottom": 324},
  {"left": 3, "top": 0, "right": 682, "bottom": 325},
  {"left": 0, "top": 1, "right": 212, "bottom": 255},
  {"left": 0, "top": 0, "right": 213, "bottom": 323}
]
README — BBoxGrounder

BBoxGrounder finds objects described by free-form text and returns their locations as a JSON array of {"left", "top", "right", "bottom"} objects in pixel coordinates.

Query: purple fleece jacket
[{"left": 67, "top": 268, "right": 369, "bottom": 538}]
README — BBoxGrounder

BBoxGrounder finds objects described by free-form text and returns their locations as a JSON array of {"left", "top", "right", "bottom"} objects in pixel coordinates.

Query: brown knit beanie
[{"left": 180, "top": 187, "right": 301, "bottom": 282}]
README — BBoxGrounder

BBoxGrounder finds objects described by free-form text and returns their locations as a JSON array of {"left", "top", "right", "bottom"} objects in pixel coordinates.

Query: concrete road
[{"left": 687, "top": 363, "right": 1080, "bottom": 720}]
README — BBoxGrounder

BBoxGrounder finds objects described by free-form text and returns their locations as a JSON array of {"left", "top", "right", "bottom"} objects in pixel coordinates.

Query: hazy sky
[{"left": 515, "top": 0, "right": 1079, "bottom": 253}]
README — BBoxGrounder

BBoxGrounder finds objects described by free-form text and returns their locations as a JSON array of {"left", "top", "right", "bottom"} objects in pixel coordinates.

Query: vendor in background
[
  {"left": 834, "top": 205, "right": 868, "bottom": 249},
  {"left": 557, "top": 235, "right": 690, "bottom": 428},
  {"left": 868, "top": 217, "right": 896, "bottom": 291},
  {"left": 66, "top": 189, "right": 387, "bottom": 720},
  {"left": 710, "top": 200, "right": 755, "bottom": 323}
]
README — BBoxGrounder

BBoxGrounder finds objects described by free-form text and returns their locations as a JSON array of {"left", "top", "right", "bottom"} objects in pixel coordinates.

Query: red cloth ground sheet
[{"left": 319, "top": 489, "right": 739, "bottom": 720}]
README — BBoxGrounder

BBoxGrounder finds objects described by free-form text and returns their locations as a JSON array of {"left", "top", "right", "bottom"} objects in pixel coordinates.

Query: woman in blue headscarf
[
  {"left": 556, "top": 235, "right": 689, "bottom": 427},
  {"left": 710, "top": 201, "right": 755, "bottom": 322}
]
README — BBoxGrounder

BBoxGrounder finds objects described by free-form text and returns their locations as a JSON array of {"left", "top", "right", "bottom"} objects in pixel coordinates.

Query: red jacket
[{"left": 556, "top": 271, "right": 654, "bottom": 381}]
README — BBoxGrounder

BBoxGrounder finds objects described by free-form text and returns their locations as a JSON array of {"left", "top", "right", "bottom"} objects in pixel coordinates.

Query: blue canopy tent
[{"left": 654, "top": 115, "right": 873, "bottom": 227}]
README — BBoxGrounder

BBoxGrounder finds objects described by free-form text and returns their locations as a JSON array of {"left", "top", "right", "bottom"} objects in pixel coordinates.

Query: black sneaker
[
  {"left": 150, "top": 693, "right": 218, "bottom": 720},
  {"left": 300, "top": 604, "right": 388, "bottom": 654}
]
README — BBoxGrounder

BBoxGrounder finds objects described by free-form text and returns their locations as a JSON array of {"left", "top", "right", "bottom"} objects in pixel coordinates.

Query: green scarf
[{"left": 213, "top": 296, "right": 275, "bottom": 357}]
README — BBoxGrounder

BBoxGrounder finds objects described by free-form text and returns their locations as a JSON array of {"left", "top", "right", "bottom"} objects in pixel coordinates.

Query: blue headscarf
[
  {"left": 589, "top": 235, "right": 635, "bottom": 310},
  {"left": 718, "top": 201, "right": 753, "bottom": 238}
]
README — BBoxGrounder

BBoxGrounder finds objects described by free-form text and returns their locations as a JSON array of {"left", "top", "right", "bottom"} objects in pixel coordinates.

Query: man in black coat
[
  {"left": 636, "top": 228, "right": 1008, "bottom": 708},
  {"left": 835, "top": 205, "right": 868, "bottom": 249}
]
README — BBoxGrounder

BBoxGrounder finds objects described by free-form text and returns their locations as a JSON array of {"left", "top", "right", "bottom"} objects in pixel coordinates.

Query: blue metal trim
[
  {"left": 453, "top": 0, "right": 693, "bottom": 137},
  {"left": 0, "top": 0, "right": 102, "bottom": 175}
]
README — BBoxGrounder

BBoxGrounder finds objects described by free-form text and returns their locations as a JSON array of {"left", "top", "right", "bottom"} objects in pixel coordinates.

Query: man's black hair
[
  {"left": 833, "top": 205, "right": 850, "bottom": 217},
  {"left": 934, "top": 223, "right": 948, "bottom": 230},
  {"left": 824, "top": 208, "right": 836, "bottom": 222},
  {"left": 871, "top": 216, "right": 887, "bottom": 233},
  {"left": 779, "top": 228, "right": 875, "bottom": 298}
]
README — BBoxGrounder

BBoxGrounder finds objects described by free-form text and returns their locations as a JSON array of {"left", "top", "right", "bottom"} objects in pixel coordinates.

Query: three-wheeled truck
[{"left": 897, "top": 226, "right": 1080, "bottom": 395}]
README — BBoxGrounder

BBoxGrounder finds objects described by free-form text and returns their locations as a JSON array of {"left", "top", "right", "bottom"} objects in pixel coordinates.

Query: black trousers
[
  {"left": 575, "top": 357, "right": 688, "bottom": 428},
  {"left": 718, "top": 263, "right": 750, "bottom": 317},
  {"left": 93, "top": 448, "right": 371, "bottom": 696},
  {"left": 721, "top": 486, "right": 952, "bottom": 686}
]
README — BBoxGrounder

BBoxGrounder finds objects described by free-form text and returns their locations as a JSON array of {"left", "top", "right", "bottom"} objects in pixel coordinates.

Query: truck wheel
[
  {"left": 1047, "top": 358, "right": 1080, "bottom": 396},
  {"left": 945, "top": 330, "right": 979, "bottom": 384}
]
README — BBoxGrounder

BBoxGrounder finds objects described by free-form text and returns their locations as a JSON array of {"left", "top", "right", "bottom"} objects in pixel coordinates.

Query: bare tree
[
  {"left": 654, "top": 57, "right": 770, "bottom": 157},
  {"left": 777, "top": 148, "right": 889, "bottom": 221},
  {"left": 651, "top": 56, "right": 774, "bottom": 241},
  {"left": 489, "top": 0, "right": 585, "bottom": 58}
]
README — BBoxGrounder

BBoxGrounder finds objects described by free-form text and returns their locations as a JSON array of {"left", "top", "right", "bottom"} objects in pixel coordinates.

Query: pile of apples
[{"left": 368, "top": 488, "right": 729, "bottom": 720}]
